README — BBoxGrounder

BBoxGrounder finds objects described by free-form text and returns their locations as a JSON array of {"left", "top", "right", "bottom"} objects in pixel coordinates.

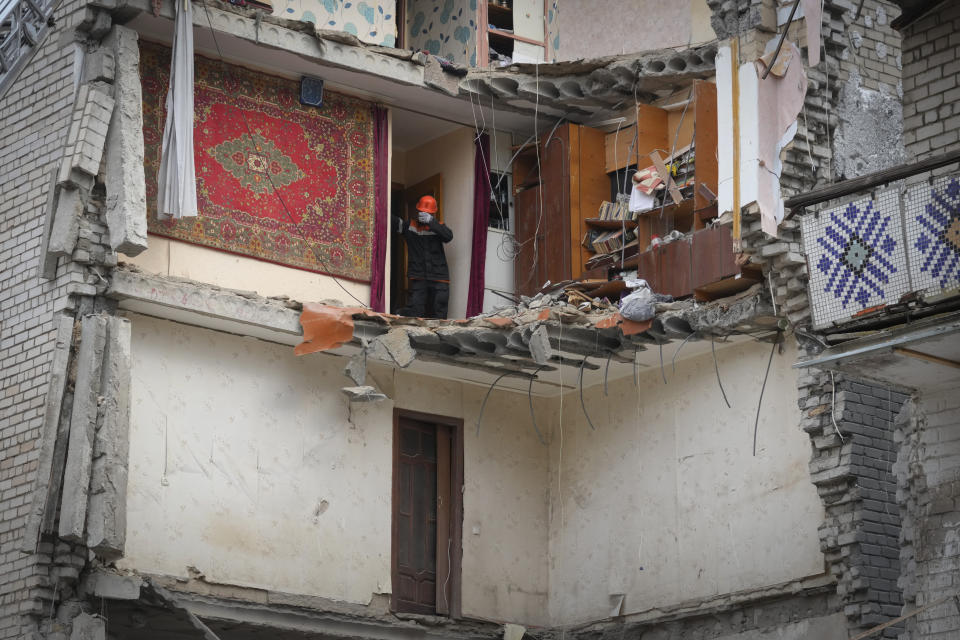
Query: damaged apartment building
[{"left": 1, "top": 0, "right": 959, "bottom": 637}]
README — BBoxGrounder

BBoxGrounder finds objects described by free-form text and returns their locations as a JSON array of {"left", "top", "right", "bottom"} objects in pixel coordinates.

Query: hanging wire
[
  {"left": 752, "top": 334, "right": 781, "bottom": 456},
  {"left": 659, "top": 342, "right": 667, "bottom": 384},
  {"left": 603, "top": 351, "right": 613, "bottom": 396},
  {"left": 198, "top": 0, "right": 368, "bottom": 307},
  {"left": 671, "top": 331, "right": 697, "bottom": 373},
  {"left": 476, "top": 370, "right": 518, "bottom": 437},
  {"left": 578, "top": 355, "right": 597, "bottom": 431},
  {"left": 711, "top": 336, "right": 732, "bottom": 409}
]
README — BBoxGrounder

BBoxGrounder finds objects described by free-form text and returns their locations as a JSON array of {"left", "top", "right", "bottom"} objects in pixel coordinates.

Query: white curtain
[{"left": 157, "top": 0, "right": 198, "bottom": 219}]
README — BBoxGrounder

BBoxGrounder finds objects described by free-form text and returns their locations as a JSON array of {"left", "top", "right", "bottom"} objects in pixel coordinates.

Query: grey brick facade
[
  {"left": 895, "top": 388, "right": 960, "bottom": 639},
  {"left": 900, "top": 1, "right": 960, "bottom": 160},
  {"left": 0, "top": 0, "right": 108, "bottom": 634}
]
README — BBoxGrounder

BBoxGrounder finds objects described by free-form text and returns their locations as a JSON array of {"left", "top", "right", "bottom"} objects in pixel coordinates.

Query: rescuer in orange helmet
[{"left": 392, "top": 194, "right": 454, "bottom": 318}]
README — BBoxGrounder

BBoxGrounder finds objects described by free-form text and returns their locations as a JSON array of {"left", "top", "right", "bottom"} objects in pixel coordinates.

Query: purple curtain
[
  {"left": 370, "top": 106, "right": 388, "bottom": 312},
  {"left": 466, "top": 133, "right": 491, "bottom": 318}
]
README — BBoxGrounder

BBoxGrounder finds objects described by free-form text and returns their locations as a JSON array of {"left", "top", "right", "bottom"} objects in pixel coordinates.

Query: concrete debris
[
  {"left": 59, "top": 315, "right": 109, "bottom": 543},
  {"left": 103, "top": 25, "right": 149, "bottom": 256},
  {"left": 299, "top": 279, "right": 780, "bottom": 377},
  {"left": 462, "top": 43, "right": 718, "bottom": 116},
  {"left": 69, "top": 613, "right": 106, "bottom": 640},
  {"left": 21, "top": 315, "right": 75, "bottom": 553},
  {"left": 341, "top": 386, "right": 387, "bottom": 402},
  {"left": 344, "top": 353, "right": 366, "bottom": 386},
  {"left": 86, "top": 316, "right": 132, "bottom": 559},
  {"left": 370, "top": 327, "right": 417, "bottom": 368},
  {"left": 83, "top": 571, "right": 143, "bottom": 600},
  {"left": 528, "top": 325, "right": 552, "bottom": 365},
  {"left": 48, "top": 186, "right": 85, "bottom": 258}
]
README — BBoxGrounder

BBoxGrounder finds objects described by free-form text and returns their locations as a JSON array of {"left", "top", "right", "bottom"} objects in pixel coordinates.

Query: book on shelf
[
  {"left": 596, "top": 200, "right": 633, "bottom": 222},
  {"left": 584, "top": 227, "right": 636, "bottom": 254}
]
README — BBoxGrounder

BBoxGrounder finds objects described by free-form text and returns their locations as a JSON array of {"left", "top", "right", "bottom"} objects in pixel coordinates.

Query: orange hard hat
[{"left": 416, "top": 195, "right": 438, "bottom": 214}]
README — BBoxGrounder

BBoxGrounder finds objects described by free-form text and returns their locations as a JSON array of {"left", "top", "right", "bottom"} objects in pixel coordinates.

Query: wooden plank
[
  {"left": 478, "top": 0, "right": 489, "bottom": 66},
  {"left": 894, "top": 347, "right": 960, "bottom": 370},
  {"left": 693, "top": 271, "right": 761, "bottom": 301},
  {"left": 567, "top": 123, "right": 581, "bottom": 280},
  {"left": 693, "top": 80, "right": 718, "bottom": 212},
  {"left": 649, "top": 151, "right": 683, "bottom": 205},
  {"left": 584, "top": 218, "right": 638, "bottom": 230},
  {"left": 604, "top": 104, "right": 668, "bottom": 173},
  {"left": 488, "top": 28, "right": 546, "bottom": 47},
  {"left": 849, "top": 595, "right": 958, "bottom": 640}
]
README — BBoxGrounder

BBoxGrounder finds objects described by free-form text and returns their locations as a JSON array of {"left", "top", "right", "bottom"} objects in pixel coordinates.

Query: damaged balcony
[
  {"left": 506, "top": 76, "right": 760, "bottom": 310},
  {"left": 791, "top": 150, "right": 960, "bottom": 388},
  {"left": 107, "top": 263, "right": 783, "bottom": 403}
]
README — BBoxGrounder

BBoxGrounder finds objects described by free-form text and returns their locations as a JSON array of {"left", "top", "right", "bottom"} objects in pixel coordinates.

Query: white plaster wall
[
  {"left": 555, "top": 0, "right": 714, "bottom": 61},
  {"left": 122, "top": 237, "right": 371, "bottom": 305},
  {"left": 121, "top": 314, "right": 549, "bottom": 623},
  {"left": 546, "top": 339, "right": 825, "bottom": 624},
  {"left": 404, "top": 127, "right": 476, "bottom": 319}
]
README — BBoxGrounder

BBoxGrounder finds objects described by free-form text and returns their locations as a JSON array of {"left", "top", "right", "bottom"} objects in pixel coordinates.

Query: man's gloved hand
[{"left": 418, "top": 211, "right": 434, "bottom": 224}]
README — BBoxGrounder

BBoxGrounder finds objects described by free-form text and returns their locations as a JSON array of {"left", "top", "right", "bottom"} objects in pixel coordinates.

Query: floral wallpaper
[
  {"left": 274, "top": 0, "right": 398, "bottom": 47},
  {"left": 547, "top": 0, "right": 559, "bottom": 60},
  {"left": 405, "top": 0, "right": 478, "bottom": 66}
]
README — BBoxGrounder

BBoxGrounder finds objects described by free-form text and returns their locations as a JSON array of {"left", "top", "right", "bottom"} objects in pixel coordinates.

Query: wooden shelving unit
[
  {"left": 583, "top": 80, "right": 720, "bottom": 287},
  {"left": 478, "top": 1, "right": 547, "bottom": 67}
]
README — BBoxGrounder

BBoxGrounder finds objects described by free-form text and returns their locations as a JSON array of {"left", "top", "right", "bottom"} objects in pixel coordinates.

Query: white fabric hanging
[
  {"left": 628, "top": 184, "right": 655, "bottom": 213},
  {"left": 157, "top": 0, "right": 198, "bottom": 219}
]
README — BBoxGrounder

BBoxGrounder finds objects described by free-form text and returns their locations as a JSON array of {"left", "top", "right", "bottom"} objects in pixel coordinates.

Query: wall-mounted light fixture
[{"left": 300, "top": 76, "right": 324, "bottom": 107}]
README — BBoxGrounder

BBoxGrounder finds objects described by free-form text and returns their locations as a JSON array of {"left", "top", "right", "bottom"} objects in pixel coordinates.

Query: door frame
[{"left": 391, "top": 408, "right": 464, "bottom": 618}]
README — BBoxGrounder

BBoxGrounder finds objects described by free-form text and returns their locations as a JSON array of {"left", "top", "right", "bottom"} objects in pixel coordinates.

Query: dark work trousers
[{"left": 402, "top": 279, "right": 449, "bottom": 319}]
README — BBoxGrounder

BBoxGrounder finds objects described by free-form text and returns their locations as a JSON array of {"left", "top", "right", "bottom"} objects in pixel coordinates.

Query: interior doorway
[
  {"left": 391, "top": 409, "right": 463, "bottom": 616},
  {"left": 390, "top": 174, "right": 444, "bottom": 314}
]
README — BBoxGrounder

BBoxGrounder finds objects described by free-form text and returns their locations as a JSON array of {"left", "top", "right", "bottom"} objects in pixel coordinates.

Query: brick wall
[
  {"left": 900, "top": 2, "right": 960, "bottom": 161},
  {"left": 799, "top": 369, "right": 907, "bottom": 638},
  {"left": 0, "top": 1, "right": 86, "bottom": 635},
  {"left": 895, "top": 387, "right": 960, "bottom": 639}
]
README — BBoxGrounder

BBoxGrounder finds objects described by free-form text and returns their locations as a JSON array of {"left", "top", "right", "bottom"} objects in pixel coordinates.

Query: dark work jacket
[{"left": 392, "top": 215, "right": 454, "bottom": 281}]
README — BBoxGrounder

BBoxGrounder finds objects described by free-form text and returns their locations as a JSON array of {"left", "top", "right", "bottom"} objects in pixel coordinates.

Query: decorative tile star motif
[
  {"left": 802, "top": 190, "right": 911, "bottom": 329},
  {"left": 908, "top": 177, "right": 960, "bottom": 292},
  {"left": 815, "top": 201, "right": 899, "bottom": 308}
]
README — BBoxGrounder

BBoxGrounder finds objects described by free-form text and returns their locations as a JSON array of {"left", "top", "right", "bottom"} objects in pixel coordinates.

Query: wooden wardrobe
[{"left": 513, "top": 123, "right": 609, "bottom": 297}]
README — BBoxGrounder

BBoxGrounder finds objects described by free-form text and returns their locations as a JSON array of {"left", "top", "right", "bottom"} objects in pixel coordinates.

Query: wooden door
[{"left": 392, "top": 411, "right": 463, "bottom": 616}]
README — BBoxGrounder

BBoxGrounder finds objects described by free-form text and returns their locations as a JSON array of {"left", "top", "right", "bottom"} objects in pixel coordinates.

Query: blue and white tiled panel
[
  {"left": 802, "top": 186, "right": 912, "bottom": 329},
  {"left": 903, "top": 174, "right": 960, "bottom": 299}
]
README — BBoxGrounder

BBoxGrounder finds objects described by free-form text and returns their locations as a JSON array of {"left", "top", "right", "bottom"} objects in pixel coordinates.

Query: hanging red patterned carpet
[{"left": 140, "top": 43, "right": 377, "bottom": 281}]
